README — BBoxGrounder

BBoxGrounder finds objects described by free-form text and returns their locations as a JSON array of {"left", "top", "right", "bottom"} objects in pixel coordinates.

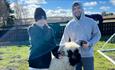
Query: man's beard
[
  {"left": 75, "top": 14, "right": 81, "bottom": 20},
  {"left": 73, "top": 12, "right": 81, "bottom": 20}
]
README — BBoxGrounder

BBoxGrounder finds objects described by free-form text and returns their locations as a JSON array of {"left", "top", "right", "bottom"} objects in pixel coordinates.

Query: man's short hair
[{"left": 72, "top": 2, "right": 83, "bottom": 9}]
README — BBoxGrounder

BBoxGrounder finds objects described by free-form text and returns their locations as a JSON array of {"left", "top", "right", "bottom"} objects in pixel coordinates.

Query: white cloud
[
  {"left": 46, "top": 8, "right": 101, "bottom": 17},
  {"left": 46, "top": 8, "right": 72, "bottom": 17},
  {"left": 100, "top": 6, "right": 110, "bottom": 11},
  {"left": 99, "top": 1, "right": 106, "bottom": 4},
  {"left": 113, "top": 12, "right": 115, "bottom": 14},
  {"left": 83, "top": 1, "right": 97, "bottom": 6},
  {"left": 23, "top": 0, "right": 47, "bottom": 18},
  {"left": 18, "top": 0, "right": 47, "bottom": 5},
  {"left": 85, "top": 10, "right": 101, "bottom": 15},
  {"left": 10, "top": 2, "right": 16, "bottom": 9},
  {"left": 24, "top": 0, "right": 47, "bottom": 5},
  {"left": 110, "top": 0, "right": 115, "bottom": 5},
  {"left": 21, "top": 0, "right": 46, "bottom": 9},
  {"left": 10, "top": 0, "right": 46, "bottom": 18}
]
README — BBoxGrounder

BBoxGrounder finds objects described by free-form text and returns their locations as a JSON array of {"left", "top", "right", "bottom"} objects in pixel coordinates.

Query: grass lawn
[
  {"left": 94, "top": 42, "right": 115, "bottom": 70},
  {"left": 0, "top": 46, "right": 29, "bottom": 70},
  {"left": 0, "top": 41, "right": 115, "bottom": 70},
  {"left": 104, "top": 51, "right": 115, "bottom": 61}
]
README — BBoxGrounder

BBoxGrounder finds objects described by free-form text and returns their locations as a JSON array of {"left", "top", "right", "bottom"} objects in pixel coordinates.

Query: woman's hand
[{"left": 55, "top": 51, "right": 64, "bottom": 59}]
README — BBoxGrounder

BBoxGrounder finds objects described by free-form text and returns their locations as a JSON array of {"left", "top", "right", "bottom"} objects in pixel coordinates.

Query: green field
[
  {"left": 104, "top": 51, "right": 115, "bottom": 61},
  {"left": 0, "top": 41, "right": 115, "bottom": 70}
]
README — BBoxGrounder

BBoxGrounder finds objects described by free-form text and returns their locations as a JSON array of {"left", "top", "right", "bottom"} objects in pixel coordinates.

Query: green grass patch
[
  {"left": 0, "top": 42, "right": 115, "bottom": 70},
  {"left": 104, "top": 51, "right": 115, "bottom": 61},
  {"left": 102, "top": 43, "right": 115, "bottom": 50},
  {"left": 94, "top": 42, "right": 115, "bottom": 70},
  {"left": 0, "top": 46, "right": 29, "bottom": 70}
]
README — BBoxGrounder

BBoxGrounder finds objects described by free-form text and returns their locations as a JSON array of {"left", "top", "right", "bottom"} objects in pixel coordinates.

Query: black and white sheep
[{"left": 49, "top": 42, "right": 81, "bottom": 70}]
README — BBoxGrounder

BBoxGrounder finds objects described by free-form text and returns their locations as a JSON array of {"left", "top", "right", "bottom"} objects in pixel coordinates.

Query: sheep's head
[{"left": 60, "top": 42, "right": 81, "bottom": 66}]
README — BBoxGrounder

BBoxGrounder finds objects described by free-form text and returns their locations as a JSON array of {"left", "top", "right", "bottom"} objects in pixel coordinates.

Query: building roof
[
  {"left": 103, "top": 15, "right": 115, "bottom": 19},
  {"left": 103, "top": 15, "right": 115, "bottom": 23}
]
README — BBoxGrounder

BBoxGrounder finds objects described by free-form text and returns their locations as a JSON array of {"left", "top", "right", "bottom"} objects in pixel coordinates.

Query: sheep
[{"left": 49, "top": 42, "right": 81, "bottom": 70}]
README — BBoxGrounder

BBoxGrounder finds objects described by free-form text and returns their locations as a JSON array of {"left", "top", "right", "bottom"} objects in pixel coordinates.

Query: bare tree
[{"left": 0, "top": 0, "right": 9, "bottom": 26}]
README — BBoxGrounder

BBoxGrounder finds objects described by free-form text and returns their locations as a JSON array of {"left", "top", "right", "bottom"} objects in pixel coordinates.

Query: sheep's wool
[
  {"left": 64, "top": 42, "right": 80, "bottom": 52},
  {"left": 49, "top": 56, "right": 74, "bottom": 70},
  {"left": 49, "top": 42, "right": 79, "bottom": 70}
]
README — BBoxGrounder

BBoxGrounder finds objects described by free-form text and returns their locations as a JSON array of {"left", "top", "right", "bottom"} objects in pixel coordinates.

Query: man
[{"left": 59, "top": 2, "right": 101, "bottom": 70}]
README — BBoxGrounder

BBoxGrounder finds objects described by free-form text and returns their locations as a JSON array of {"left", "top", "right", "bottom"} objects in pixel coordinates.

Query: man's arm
[{"left": 88, "top": 21, "right": 101, "bottom": 47}]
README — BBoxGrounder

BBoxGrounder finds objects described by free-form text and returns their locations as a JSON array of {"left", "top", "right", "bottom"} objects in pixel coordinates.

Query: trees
[
  {"left": 0, "top": 0, "right": 16, "bottom": 27},
  {"left": 0, "top": 0, "right": 10, "bottom": 26},
  {"left": 102, "top": 11, "right": 114, "bottom": 16}
]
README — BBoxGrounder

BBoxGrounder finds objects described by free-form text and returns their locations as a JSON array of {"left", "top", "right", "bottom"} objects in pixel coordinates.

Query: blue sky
[{"left": 9, "top": 0, "right": 115, "bottom": 17}]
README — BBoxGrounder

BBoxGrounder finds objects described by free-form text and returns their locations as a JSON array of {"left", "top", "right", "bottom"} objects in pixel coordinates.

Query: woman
[{"left": 28, "top": 7, "right": 58, "bottom": 70}]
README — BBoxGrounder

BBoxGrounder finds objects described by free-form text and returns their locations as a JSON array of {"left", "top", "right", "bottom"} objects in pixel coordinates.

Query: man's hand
[
  {"left": 82, "top": 43, "right": 88, "bottom": 48},
  {"left": 79, "top": 40, "right": 89, "bottom": 48}
]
